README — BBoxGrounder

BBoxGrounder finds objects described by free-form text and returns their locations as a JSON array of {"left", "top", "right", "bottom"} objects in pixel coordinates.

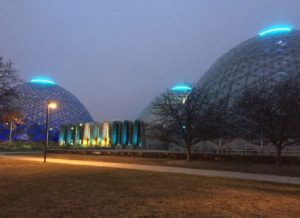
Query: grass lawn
[
  {"left": 0, "top": 142, "right": 58, "bottom": 152},
  {"left": 0, "top": 157, "right": 300, "bottom": 217},
  {"left": 43, "top": 153, "right": 300, "bottom": 177}
]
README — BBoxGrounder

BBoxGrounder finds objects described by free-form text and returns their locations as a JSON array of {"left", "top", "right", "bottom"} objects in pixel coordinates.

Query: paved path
[
  {"left": 2, "top": 155, "right": 300, "bottom": 185},
  {"left": 0, "top": 151, "right": 42, "bottom": 155}
]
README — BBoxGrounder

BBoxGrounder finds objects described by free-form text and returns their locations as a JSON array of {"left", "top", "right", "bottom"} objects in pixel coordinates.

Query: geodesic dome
[
  {"left": 138, "top": 83, "right": 192, "bottom": 123},
  {"left": 197, "top": 29, "right": 300, "bottom": 103},
  {"left": 196, "top": 27, "right": 300, "bottom": 140},
  {"left": 13, "top": 79, "right": 93, "bottom": 141}
]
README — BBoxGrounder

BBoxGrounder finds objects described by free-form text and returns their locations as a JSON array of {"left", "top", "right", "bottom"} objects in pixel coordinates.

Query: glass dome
[
  {"left": 14, "top": 81, "right": 94, "bottom": 140},
  {"left": 197, "top": 29, "right": 300, "bottom": 103}
]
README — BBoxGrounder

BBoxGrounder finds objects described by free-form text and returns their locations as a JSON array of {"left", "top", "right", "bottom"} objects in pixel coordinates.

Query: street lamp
[
  {"left": 44, "top": 101, "right": 57, "bottom": 163},
  {"left": 8, "top": 118, "right": 19, "bottom": 144}
]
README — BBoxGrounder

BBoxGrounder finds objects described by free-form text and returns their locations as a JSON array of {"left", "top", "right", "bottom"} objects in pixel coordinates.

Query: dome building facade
[
  {"left": 195, "top": 26, "right": 300, "bottom": 141},
  {"left": 138, "top": 83, "right": 192, "bottom": 123},
  {"left": 14, "top": 77, "right": 93, "bottom": 141},
  {"left": 197, "top": 26, "right": 300, "bottom": 104},
  {"left": 138, "top": 83, "right": 192, "bottom": 150}
]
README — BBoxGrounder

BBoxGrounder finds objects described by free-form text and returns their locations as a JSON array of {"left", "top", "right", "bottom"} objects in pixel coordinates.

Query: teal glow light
[
  {"left": 30, "top": 76, "right": 55, "bottom": 85},
  {"left": 171, "top": 83, "right": 192, "bottom": 92},
  {"left": 259, "top": 25, "right": 292, "bottom": 37}
]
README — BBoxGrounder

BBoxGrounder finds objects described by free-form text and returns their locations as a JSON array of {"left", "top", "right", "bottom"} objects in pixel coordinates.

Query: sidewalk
[
  {"left": 2, "top": 155, "right": 300, "bottom": 185},
  {"left": 0, "top": 151, "right": 42, "bottom": 155}
]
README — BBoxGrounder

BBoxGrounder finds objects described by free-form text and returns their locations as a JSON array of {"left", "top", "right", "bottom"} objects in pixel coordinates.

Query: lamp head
[{"left": 48, "top": 102, "right": 57, "bottom": 109}]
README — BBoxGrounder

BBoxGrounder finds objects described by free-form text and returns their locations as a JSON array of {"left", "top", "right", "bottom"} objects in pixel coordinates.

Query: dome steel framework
[
  {"left": 197, "top": 29, "right": 300, "bottom": 140},
  {"left": 197, "top": 30, "right": 300, "bottom": 104},
  {"left": 14, "top": 81, "right": 94, "bottom": 141}
]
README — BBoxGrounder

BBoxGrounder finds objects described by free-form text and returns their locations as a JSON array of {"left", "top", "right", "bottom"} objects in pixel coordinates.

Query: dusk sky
[{"left": 1, "top": 0, "right": 300, "bottom": 121}]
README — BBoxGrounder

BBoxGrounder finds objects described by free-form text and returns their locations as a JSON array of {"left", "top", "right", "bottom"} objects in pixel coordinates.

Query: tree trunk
[
  {"left": 276, "top": 145, "right": 282, "bottom": 165},
  {"left": 186, "top": 146, "right": 191, "bottom": 162}
]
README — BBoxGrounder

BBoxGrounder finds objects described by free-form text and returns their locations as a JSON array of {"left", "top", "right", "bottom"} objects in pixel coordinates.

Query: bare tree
[
  {"left": 148, "top": 87, "right": 227, "bottom": 161},
  {"left": 0, "top": 57, "right": 20, "bottom": 119},
  {"left": 235, "top": 78, "right": 300, "bottom": 164}
]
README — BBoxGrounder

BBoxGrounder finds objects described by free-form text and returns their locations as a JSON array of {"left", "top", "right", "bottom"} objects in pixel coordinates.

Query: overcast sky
[{"left": 1, "top": 0, "right": 300, "bottom": 121}]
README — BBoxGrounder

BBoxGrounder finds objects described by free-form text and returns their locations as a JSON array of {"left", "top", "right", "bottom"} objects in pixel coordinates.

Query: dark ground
[{"left": 0, "top": 156, "right": 300, "bottom": 218}]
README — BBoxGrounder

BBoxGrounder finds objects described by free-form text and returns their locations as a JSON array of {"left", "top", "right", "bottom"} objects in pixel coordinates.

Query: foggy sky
[{"left": 1, "top": 0, "right": 300, "bottom": 121}]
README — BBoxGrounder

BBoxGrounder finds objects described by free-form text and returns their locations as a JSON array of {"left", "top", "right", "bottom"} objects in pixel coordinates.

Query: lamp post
[
  {"left": 8, "top": 118, "right": 18, "bottom": 144},
  {"left": 9, "top": 120, "right": 13, "bottom": 144},
  {"left": 44, "top": 101, "right": 57, "bottom": 163}
]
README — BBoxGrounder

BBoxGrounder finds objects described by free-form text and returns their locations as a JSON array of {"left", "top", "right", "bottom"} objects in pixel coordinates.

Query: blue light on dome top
[
  {"left": 30, "top": 77, "right": 55, "bottom": 85},
  {"left": 259, "top": 25, "right": 292, "bottom": 37},
  {"left": 171, "top": 84, "right": 192, "bottom": 92}
]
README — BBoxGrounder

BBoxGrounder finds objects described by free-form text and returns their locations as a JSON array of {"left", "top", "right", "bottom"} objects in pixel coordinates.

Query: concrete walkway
[
  {"left": 0, "top": 151, "right": 42, "bottom": 155},
  {"left": 2, "top": 155, "right": 300, "bottom": 185}
]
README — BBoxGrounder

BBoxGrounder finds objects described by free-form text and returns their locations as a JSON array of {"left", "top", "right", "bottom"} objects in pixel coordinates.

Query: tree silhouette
[
  {"left": 235, "top": 77, "right": 300, "bottom": 164},
  {"left": 149, "top": 87, "right": 227, "bottom": 161}
]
